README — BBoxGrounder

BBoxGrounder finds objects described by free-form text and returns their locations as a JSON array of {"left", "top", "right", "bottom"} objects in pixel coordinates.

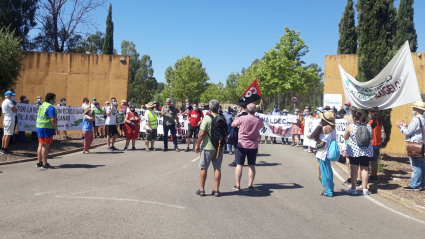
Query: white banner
[
  {"left": 135, "top": 109, "right": 188, "bottom": 137},
  {"left": 257, "top": 114, "right": 297, "bottom": 138},
  {"left": 339, "top": 41, "right": 421, "bottom": 110},
  {"left": 323, "top": 94, "right": 342, "bottom": 108},
  {"left": 17, "top": 103, "right": 84, "bottom": 131},
  {"left": 335, "top": 119, "right": 349, "bottom": 156},
  {"left": 303, "top": 118, "right": 320, "bottom": 147}
]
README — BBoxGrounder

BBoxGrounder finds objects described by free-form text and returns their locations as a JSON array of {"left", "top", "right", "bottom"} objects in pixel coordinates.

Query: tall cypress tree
[
  {"left": 102, "top": 3, "right": 114, "bottom": 54},
  {"left": 337, "top": 0, "right": 357, "bottom": 54},
  {"left": 394, "top": 0, "right": 417, "bottom": 52},
  {"left": 356, "top": 0, "right": 397, "bottom": 148}
]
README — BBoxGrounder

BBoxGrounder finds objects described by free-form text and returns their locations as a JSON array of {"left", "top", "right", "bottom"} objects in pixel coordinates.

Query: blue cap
[
  {"left": 316, "top": 107, "right": 325, "bottom": 113},
  {"left": 4, "top": 90, "right": 15, "bottom": 96}
]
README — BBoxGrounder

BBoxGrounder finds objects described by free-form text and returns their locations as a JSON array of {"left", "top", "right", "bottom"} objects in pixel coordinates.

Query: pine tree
[
  {"left": 337, "top": 0, "right": 357, "bottom": 54},
  {"left": 356, "top": 0, "right": 397, "bottom": 148},
  {"left": 394, "top": 0, "right": 417, "bottom": 52},
  {"left": 102, "top": 4, "right": 114, "bottom": 54}
]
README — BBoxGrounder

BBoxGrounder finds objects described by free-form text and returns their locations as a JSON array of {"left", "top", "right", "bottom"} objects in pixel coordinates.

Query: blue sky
[{"left": 85, "top": 0, "right": 424, "bottom": 84}]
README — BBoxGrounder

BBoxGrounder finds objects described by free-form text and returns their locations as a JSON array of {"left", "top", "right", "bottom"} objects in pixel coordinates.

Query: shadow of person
[
  {"left": 255, "top": 161, "right": 282, "bottom": 167},
  {"left": 91, "top": 152, "right": 124, "bottom": 154},
  {"left": 56, "top": 164, "right": 105, "bottom": 169},
  {"left": 220, "top": 183, "right": 303, "bottom": 197},
  {"left": 257, "top": 154, "right": 271, "bottom": 157}
]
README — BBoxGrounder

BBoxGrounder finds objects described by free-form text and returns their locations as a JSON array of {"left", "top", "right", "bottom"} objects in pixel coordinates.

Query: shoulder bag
[{"left": 406, "top": 118, "right": 424, "bottom": 157}]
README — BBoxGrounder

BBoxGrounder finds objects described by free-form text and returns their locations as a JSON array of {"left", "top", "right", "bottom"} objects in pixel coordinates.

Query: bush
[{"left": 0, "top": 26, "right": 23, "bottom": 95}]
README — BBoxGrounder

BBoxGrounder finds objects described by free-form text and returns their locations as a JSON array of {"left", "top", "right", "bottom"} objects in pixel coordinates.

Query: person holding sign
[
  {"left": 123, "top": 106, "right": 140, "bottom": 151},
  {"left": 36, "top": 93, "right": 58, "bottom": 169},
  {"left": 82, "top": 107, "right": 94, "bottom": 154},
  {"left": 145, "top": 102, "right": 158, "bottom": 152}
]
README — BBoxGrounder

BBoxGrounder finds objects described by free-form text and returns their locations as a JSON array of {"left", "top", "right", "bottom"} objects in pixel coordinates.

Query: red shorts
[{"left": 38, "top": 137, "right": 53, "bottom": 145}]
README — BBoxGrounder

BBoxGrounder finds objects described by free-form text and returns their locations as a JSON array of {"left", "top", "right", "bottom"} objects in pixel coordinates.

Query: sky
[{"left": 74, "top": 0, "right": 425, "bottom": 84}]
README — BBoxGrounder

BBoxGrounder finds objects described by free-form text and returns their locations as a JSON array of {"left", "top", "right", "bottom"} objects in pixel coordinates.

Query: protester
[
  {"left": 231, "top": 103, "right": 264, "bottom": 191},
  {"left": 396, "top": 101, "right": 425, "bottom": 191},
  {"left": 344, "top": 111, "right": 373, "bottom": 195},
  {"left": 291, "top": 109, "right": 303, "bottom": 146},
  {"left": 36, "top": 93, "right": 58, "bottom": 169},
  {"left": 145, "top": 102, "right": 158, "bottom": 151},
  {"left": 316, "top": 111, "right": 336, "bottom": 196},
  {"left": 195, "top": 99, "right": 226, "bottom": 197},
  {"left": 342, "top": 106, "right": 359, "bottom": 186},
  {"left": 81, "top": 98, "right": 90, "bottom": 139},
  {"left": 269, "top": 104, "right": 281, "bottom": 144},
  {"left": 224, "top": 106, "right": 234, "bottom": 155},
  {"left": 344, "top": 101, "right": 351, "bottom": 114},
  {"left": 185, "top": 103, "right": 203, "bottom": 152},
  {"left": 1, "top": 91, "right": 18, "bottom": 154},
  {"left": 10, "top": 90, "right": 18, "bottom": 144},
  {"left": 324, "top": 105, "right": 331, "bottom": 111},
  {"left": 82, "top": 107, "right": 94, "bottom": 154},
  {"left": 256, "top": 101, "right": 264, "bottom": 144},
  {"left": 33, "top": 96, "right": 42, "bottom": 106},
  {"left": 368, "top": 108, "right": 382, "bottom": 180},
  {"left": 123, "top": 106, "right": 140, "bottom": 151},
  {"left": 337, "top": 109, "right": 346, "bottom": 119},
  {"left": 229, "top": 102, "right": 248, "bottom": 167},
  {"left": 105, "top": 97, "right": 119, "bottom": 151},
  {"left": 92, "top": 102, "right": 104, "bottom": 138},
  {"left": 119, "top": 100, "right": 129, "bottom": 137},
  {"left": 139, "top": 104, "right": 147, "bottom": 140},
  {"left": 161, "top": 98, "right": 181, "bottom": 152},
  {"left": 56, "top": 97, "right": 69, "bottom": 139},
  {"left": 91, "top": 97, "right": 98, "bottom": 110},
  {"left": 18, "top": 95, "right": 28, "bottom": 142},
  {"left": 281, "top": 109, "right": 290, "bottom": 145}
]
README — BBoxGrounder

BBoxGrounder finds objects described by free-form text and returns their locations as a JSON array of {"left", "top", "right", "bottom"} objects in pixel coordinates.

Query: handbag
[{"left": 406, "top": 118, "right": 424, "bottom": 157}]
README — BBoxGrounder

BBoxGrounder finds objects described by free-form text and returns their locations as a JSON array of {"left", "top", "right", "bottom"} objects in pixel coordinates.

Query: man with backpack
[
  {"left": 185, "top": 103, "right": 204, "bottom": 152},
  {"left": 195, "top": 99, "right": 227, "bottom": 197},
  {"left": 231, "top": 103, "right": 264, "bottom": 191}
]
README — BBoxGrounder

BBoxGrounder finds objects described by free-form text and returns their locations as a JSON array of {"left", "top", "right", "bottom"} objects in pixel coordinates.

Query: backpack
[
  {"left": 207, "top": 114, "right": 227, "bottom": 152},
  {"left": 327, "top": 140, "right": 340, "bottom": 161},
  {"left": 355, "top": 123, "right": 372, "bottom": 147}
]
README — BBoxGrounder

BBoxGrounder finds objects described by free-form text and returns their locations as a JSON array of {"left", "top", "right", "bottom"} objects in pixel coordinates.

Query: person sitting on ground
[
  {"left": 145, "top": 102, "right": 158, "bottom": 152},
  {"left": 82, "top": 107, "right": 94, "bottom": 154},
  {"left": 232, "top": 103, "right": 264, "bottom": 191},
  {"left": 195, "top": 99, "right": 226, "bottom": 197},
  {"left": 396, "top": 101, "right": 425, "bottom": 191},
  {"left": 123, "top": 106, "right": 140, "bottom": 151},
  {"left": 344, "top": 111, "right": 373, "bottom": 196}
]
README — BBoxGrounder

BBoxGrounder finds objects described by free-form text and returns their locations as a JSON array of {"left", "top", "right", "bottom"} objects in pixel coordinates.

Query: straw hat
[
  {"left": 84, "top": 107, "right": 91, "bottom": 114},
  {"left": 146, "top": 102, "right": 155, "bottom": 108},
  {"left": 121, "top": 100, "right": 127, "bottom": 103},
  {"left": 282, "top": 109, "right": 289, "bottom": 113},
  {"left": 412, "top": 101, "right": 425, "bottom": 111},
  {"left": 319, "top": 111, "right": 335, "bottom": 125}
]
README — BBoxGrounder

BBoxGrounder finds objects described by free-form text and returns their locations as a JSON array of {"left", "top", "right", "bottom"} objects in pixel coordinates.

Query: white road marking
[
  {"left": 332, "top": 166, "right": 425, "bottom": 225},
  {"left": 56, "top": 196, "right": 185, "bottom": 209},
  {"left": 192, "top": 156, "right": 200, "bottom": 162},
  {"left": 57, "top": 184, "right": 125, "bottom": 197}
]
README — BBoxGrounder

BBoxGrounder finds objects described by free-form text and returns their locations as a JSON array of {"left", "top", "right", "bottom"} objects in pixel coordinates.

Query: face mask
[
  {"left": 303, "top": 113, "right": 307, "bottom": 117},
  {"left": 337, "top": 114, "right": 341, "bottom": 118},
  {"left": 316, "top": 111, "right": 320, "bottom": 114},
  {"left": 294, "top": 112, "right": 298, "bottom": 114},
  {"left": 93, "top": 100, "right": 96, "bottom": 104},
  {"left": 283, "top": 113, "right": 287, "bottom": 116},
  {"left": 225, "top": 109, "right": 229, "bottom": 113},
  {"left": 202, "top": 107, "right": 205, "bottom": 110},
  {"left": 219, "top": 108, "right": 221, "bottom": 111},
  {"left": 274, "top": 109, "right": 278, "bottom": 112},
  {"left": 186, "top": 104, "right": 190, "bottom": 108},
  {"left": 233, "top": 107, "right": 237, "bottom": 111},
  {"left": 113, "top": 101, "right": 117, "bottom": 106},
  {"left": 121, "top": 103, "right": 124, "bottom": 106},
  {"left": 412, "top": 111, "right": 416, "bottom": 116},
  {"left": 344, "top": 105, "right": 349, "bottom": 110},
  {"left": 193, "top": 107, "right": 198, "bottom": 110},
  {"left": 62, "top": 101, "right": 66, "bottom": 104},
  {"left": 131, "top": 109, "right": 135, "bottom": 113},
  {"left": 37, "top": 98, "right": 41, "bottom": 102},
  {"left": 54, "top": 99, "right": 57, "bottom": 103}
]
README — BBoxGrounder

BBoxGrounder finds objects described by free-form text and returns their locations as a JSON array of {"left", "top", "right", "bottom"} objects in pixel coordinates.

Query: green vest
[
  {"left": 148, "top": 110, "right": 158, "bottom": 128},
  {"left": 36, "top": 102, "right": 56, "bottom": 129}
]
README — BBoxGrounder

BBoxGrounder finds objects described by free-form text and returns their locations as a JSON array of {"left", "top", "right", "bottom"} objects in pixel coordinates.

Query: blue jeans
[
  {"left": 163, "top": 124, "right": 178, "bottom": 149},
  {"left": 227, "top": 144, "right": 233, "bottom": 153},
  {"left": 409, "top": 157, "right": 425, "bottom": 189}
]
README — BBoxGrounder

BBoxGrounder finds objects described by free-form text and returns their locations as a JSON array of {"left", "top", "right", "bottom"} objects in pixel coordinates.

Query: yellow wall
[
  {"left": 1, "top": 51, "right": 130, "bottom": 134},
  {"left": 324, "top": 53, "right": 425, "bottom": 154}
]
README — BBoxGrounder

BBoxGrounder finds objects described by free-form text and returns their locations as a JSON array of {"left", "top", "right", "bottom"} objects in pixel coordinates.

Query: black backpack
[{"left": 207, "top": 113, "right": 227, "bottom": 151}]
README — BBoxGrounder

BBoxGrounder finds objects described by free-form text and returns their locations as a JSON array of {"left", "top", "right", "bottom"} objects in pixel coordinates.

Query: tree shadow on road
[
  {"left": 56, "top": 164, "right": 105, "bottom": 169},
  {"left": 220, "top": 183, "right": 303, "bottom": 197}
]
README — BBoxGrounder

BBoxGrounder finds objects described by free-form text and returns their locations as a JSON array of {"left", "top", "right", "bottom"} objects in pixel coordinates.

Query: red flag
[{"left": 238, "top": 79, "right": 262, "bottom": 104}]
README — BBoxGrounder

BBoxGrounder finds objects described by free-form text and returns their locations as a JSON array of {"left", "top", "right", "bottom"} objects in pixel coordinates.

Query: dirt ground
[{"left": 0, "top": 134, "right": 125, "bottom": 163}]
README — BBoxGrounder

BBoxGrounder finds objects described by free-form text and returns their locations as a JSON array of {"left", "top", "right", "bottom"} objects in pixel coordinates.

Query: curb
[
  {"left": 333, "top": 161, "right": 425, "bottom": 215},
  {"left": 0, "top": 139, "right": 125, "bottom": 166}
]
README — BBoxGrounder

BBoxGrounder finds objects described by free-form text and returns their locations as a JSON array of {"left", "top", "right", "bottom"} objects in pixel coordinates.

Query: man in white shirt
[
  {"left": 2, "top": 91, "right": 18, "bottom": 154},
  {"left": 105, "top": 97, "right": 119, "bottom": 151}
]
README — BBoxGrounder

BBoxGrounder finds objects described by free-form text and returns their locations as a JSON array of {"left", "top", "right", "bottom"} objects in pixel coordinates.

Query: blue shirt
[
  {"left": 82, "top": 116, "right": 93, "bottom": 131},
  {"left": 223, "top": 112, "right": 233, "bottom": 132},
  {"left": 401, "top": 115, "right": 425, "bottom": 143},
  {"left": 271, "top": 110, "right": 281, "bottom": 116},
  {"left": 36, "top": 105, "right": 56, "bottom": 138}
]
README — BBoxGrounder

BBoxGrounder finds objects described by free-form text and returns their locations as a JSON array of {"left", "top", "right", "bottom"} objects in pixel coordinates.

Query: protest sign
[
  {"left": 257, "top": 114, "right": 294, "bottom": 138},
  {"left": 117, "top": 113, "right": 125, "bottom": 124},
  {"left": 323, "top": 94, "right": 342, "bottom": 108},
  {"left": 16, "top": 103, "right": 38, "bottom": 131},
  {"left": 303, "top": 117, "right": 320, "bottom": 147},
  {"left": 335, "top": 119, "right": 349, "bottom": 156},
  {"left": 95, "top": 115, "right": 106, "bottom": 127}
]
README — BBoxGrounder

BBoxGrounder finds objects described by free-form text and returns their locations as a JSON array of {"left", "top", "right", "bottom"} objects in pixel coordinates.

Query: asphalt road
[{"left": 1, "top": 139, "right": 425, "bottom": 239}]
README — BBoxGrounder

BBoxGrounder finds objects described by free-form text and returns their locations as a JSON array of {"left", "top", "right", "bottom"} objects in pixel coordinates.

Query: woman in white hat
[
  {"left": 316, "top": 111, "right": 337, "bottom": 197},
  {"left": 396, "top": 101, "right": 425, "bottom": 191}
]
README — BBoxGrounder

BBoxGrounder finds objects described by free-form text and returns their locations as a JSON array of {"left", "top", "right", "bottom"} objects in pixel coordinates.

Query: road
[{"left": 1, "top": 139, "right": 425, "bottom": 238}]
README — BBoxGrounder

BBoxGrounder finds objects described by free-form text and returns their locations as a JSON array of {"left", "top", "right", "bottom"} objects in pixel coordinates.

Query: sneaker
[
  {"left": 229, "top": 151, "right": 234, "bottom": 155},
  {"left": 2, "top": 148, "right": 11, "bottom": 154},
  {"left": 185, "top": 147, "right": 190, "bottom": 152},
  {"left": 41, "top": 163, "right": 54, "bottom": 169},
  {"left": 346, "top": 188, "right": 358, "bottom": 195},
  {"left": 112, "top": 146, "right": 119, "bottom": 151},
  {"left": 233, "top": 186, "right": 241, "bottom": 191},
  {"left": 132, "top": 147, "right": 136, "bottom": 150},
  {"left": 228, "top": 161, "right": 236, "bottom": 167},
  {"left": 342, "top": 178, "right": 352, "bottom": 186},
  {"left": 224, "top": 151, "right": 229, "bottom": 154},
  {"left": 0, "top": 149, "right": 3, "bottom": 155},
  {"left": 248, "top": 186, "right": 256, "bottom": 190},
  {"left": 107, "top": 147, "right": 112, "bottom": 151},
  {"left": 356, "top": 181, "right": 363, "bottom": 189},
  {"left": 124, "top": 147, "right": 128, "bottom": 151},
  {"left": 36, "top": 162, "right": 43, "bottom": 168},
  {"left": 363, "top": 189, "right": 372, "bottom": 195},
  {"left": 162, "top": 148, "right": 168, "bottom": 152},
  {"left": 403, "top": 186, "right": 420, "bottom": 191}
]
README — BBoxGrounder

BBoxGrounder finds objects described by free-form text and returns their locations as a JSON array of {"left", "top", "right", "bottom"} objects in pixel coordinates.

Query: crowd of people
[{"left": 1, "top": 91, "right": 425, "bottom": 197}]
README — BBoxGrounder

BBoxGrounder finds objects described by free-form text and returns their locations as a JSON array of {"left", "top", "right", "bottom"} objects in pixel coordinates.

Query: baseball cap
[
  {"left": 92, "top": 97, "right": 96, "bottom": 100},
  {"left": 105, "top": 101, "right": 110, "bottom": 104},
  {"left": 345, "top": 101, "right": 351, "bottom": 106},
  {"left": 4, "top": 90, "right": 15, "bottom": 96}
]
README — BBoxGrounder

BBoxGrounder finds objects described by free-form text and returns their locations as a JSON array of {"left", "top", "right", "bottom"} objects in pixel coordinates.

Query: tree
[
  {"left": 337, "top": 0, "right": 357, "bottom": 54},
  {"left": 35, "top": 0, "right": 106, "bottom": 52},
  {"left": 163, "top": 56, "right": 209, "bottom": 103},
  {"left": 0, "top": 0, "right": 38, "bottom": 49},
  {"left": 394, "top": 0, "right": 417, "bottom": 52},
  {"left": 356, "top": 0, "right": 397, "bottom": 148},
  {"left": 0, "top": 27, "right": 23, "bottom": 95},
  {"left": 223, "top": 72, "right": 240, "bottom": 103},
  {"left": 102, "top": 3, "right": 113, "bottom": 54},
  {"left": 121, "top": 40, "right": 140, "bottom": 82},
  {"left": 67, "top": 31, "right": 104, "bottom": 53},
  {"left": 129, "top": 55, "right": 158, "bottom": 105},
  {"left": 200, "top": 82, "right": 225, "bottom": 104}
]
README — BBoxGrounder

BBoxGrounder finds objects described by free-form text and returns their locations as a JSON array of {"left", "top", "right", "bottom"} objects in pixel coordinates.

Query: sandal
[
  {"left": 196, "top": 189, "right": 206, "bottom": 196},
  {"left": 212, "top": 190, "right": 221, "bottom": 197},
  {"left": 150, "top": 147, "right": 156, "bottom": 151},
  {"left": 291, "top": 143, "right": 296, "bottom": 146},
  {"left": 248, "top": 186, "right": 256, "bottom": 190},
  {"left": 145, "top": 148, "right": 150, "bottom": 152}
]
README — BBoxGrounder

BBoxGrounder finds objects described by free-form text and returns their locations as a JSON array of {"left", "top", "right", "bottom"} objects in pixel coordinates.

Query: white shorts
[{"left": 3, "top": 120, "right": 15, "bottom": 135}]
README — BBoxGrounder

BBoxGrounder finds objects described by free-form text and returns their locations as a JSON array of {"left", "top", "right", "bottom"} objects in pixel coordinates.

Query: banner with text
[{"left": 256, "top": 114, "right": 297, "bottom": 138}]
